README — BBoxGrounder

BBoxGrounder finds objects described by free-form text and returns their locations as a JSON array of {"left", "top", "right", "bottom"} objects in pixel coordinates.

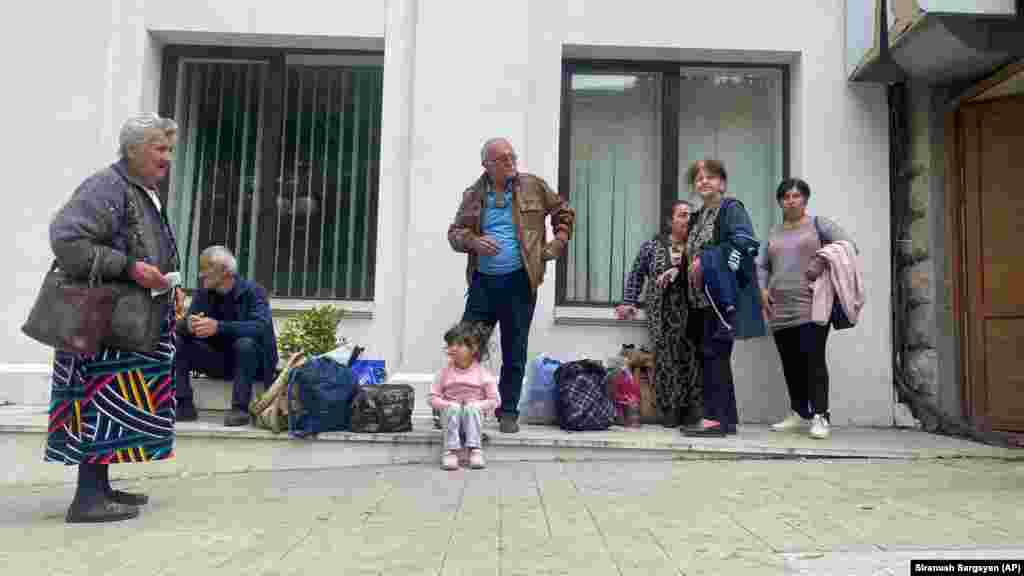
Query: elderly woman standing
[
  {"left": 757, "top": 178, "right": 856, "bottom": 440},
  {"left": 46, "top": 113, "right": 181, "bottom": 523},
  {"left": 681, "top": 160, "right": 766, "bottom": 437},
  {"left": 615, "top": 200, "right": 701, "bottom": 427}
]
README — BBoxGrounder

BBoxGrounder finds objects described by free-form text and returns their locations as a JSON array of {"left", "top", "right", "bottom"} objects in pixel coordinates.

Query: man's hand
[
  {"left": 470, "top": 235, "right": 500, "bottom": 257},
  {"left": 130, "top": 262, "right": 169, "bottom": 291},
  {"left": 761, "top": 288, "right": 775, "bottom": 320},
  {"left": 190, "top": 315, "right": 218, "bottom": 338},
  {"left": 542, "top": 237, "right": 567, "bottom": 261},
  {"left": 615, "top": 304, "right": 639, "bottom": 320}
]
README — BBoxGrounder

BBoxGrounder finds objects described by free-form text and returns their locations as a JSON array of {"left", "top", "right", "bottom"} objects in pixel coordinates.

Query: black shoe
[
  {"left": 499, "top": 415, "right": 520, "bottom": 434},
  {"left": 681, "top": 424, "right": 727, "bottom": 437},
  {"left": 107, "top": 490, "right": 149, "bottom": 506},
  {"left": 176, "top": 397, "right": 198, "bottom": 422},
  {"left": 66, "top": 497, "right": 139, "bottom": 524},
  {"left": 223, "top": 409, "right": 250, "bottom": 427},
  {"left": 660, "top": 409, "right": 680, "bottom": 428}
]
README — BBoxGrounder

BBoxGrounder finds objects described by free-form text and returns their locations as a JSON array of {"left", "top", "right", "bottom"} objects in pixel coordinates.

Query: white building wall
[{"left": 0, "top": 0, "right": 892, "bottom": 426}]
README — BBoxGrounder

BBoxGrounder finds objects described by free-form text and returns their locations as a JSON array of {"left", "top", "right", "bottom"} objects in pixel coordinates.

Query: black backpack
[
  {"left": 350, "top": 384, "right": 415, "bottom": 433},
  {"left": 555, "top": 360, "right": 615, "bottom": 431}
]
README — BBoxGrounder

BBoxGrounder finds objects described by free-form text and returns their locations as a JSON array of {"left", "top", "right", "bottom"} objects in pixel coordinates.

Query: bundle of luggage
[
  {"left": 248, "top": 346, "right": 415, "bottom": 437},
  {"left": 518, "top": 344, "right": 658, "bottom": 432}
]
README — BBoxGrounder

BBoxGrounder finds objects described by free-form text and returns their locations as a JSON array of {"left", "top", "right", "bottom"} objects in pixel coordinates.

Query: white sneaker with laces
[
  {"left": 770, "top": 411, "right": 811, "bottom": 432},
  {"left": 809, "top": 415, "right": 830, "bottom": 439}
]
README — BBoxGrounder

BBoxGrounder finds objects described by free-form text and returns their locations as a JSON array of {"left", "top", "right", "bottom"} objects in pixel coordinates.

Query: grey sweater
[{"left": 755, "top": 215, "right": 854, "bottom": 331}]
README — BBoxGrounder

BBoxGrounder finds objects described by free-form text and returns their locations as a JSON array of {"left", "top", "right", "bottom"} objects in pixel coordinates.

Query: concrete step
[
  {"left": 193, "top": 372, "right": 436, "bottom": 418},
  {"left": 2, "top": 404, "right": 1019, "bottom": 486}
]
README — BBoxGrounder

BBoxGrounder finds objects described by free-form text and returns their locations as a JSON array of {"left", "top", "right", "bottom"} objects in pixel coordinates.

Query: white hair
[
  {"left": 118, "top": 113, "right": 178, "bottom": 157},
  {"left": 480, "top": 137, "right": 512, "bottom": 163},
  {"left": 200, "top": 245, "right": 238, "bottom": 274}
]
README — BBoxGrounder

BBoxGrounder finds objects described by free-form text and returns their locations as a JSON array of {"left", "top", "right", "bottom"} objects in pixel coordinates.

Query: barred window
[{"left": 161, "top": 48, "right": 382, "bottom": 300}]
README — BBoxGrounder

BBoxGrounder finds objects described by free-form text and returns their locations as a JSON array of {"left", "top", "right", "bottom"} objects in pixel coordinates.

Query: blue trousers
[
  {"left": 688, "top": 307, "right": 739, "bottom": 432},
  {"left": 175, "top": 333, "right": 266, "bottom": 410},
  {"left": 462, "top": 268, "right": 536, "bottom": 418}
]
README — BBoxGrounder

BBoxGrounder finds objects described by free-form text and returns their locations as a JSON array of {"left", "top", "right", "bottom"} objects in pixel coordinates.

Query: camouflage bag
[{"left": 350, "top": 383, "right": 415, "bottom": 433}]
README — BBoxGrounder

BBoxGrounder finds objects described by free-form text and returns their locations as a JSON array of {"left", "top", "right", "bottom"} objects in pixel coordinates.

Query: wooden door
[{"left": 959, "top": 95, "right": 1024, "bottom": 432}]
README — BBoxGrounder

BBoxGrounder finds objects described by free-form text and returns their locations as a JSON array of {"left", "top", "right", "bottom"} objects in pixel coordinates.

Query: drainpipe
[{"left": 888, "top": 82, "right": 909, "bottom": 420}]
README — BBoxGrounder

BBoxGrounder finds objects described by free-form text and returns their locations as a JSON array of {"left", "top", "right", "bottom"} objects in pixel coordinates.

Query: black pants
[
  {"left": 773, "top": 322, "right": 830, "bottom": 420},
  {"left": 175, "top": 333, "right": 266, "bottom": 410},
  {"left": 462, "top": 268, "right": 537, "bottom": 418},
  {"left": 688, "top": 307, "right": 739, "bottom": 432}
]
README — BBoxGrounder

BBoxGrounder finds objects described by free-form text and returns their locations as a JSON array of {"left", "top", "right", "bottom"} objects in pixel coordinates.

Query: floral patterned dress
[{"left": 623, "top": 235, "right": 701, "bottom": 422}]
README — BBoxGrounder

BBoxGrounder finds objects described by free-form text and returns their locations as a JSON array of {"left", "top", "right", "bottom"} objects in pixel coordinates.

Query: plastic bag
[
  {"left": 518, "top": 354, "right": 562, "bottom": 424},
  {"left": 350, "top": 359, "right": 387, "bottom": 387},
  {"left": 320, "top": 338, "right": 358, "bottom": 366}
]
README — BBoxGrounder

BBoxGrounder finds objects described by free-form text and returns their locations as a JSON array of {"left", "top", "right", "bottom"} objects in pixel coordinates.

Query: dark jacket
[
  {"left": 50, "top": 159, "right": 179, "bottom": 282},
  {"left": 448, "top": 172, "right": 575, "bottom": 292},
  {"left": 689, "top": 198, "right": 766, "bottom": 340},
  {"left": 179, "top": 277, "right": 279, "bottom": 384}
]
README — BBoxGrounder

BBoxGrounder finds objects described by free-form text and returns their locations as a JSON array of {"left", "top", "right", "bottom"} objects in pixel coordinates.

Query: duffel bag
[
  {"left": 350, "top": 383, "right": 415, "bottom": 433},
  {"left": 555, "top": 359, "right": 614, "bottom": 432}
]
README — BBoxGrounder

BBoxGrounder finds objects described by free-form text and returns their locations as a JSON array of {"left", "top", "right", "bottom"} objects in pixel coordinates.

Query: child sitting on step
[{"left": 429, "top": 322, "right": 499, "bottom": 470}]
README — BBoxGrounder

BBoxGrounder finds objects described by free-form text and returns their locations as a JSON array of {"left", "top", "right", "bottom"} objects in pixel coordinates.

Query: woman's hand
[
  {"left": 805, "top": 256, "right": 826, "bottom": 281},
  {"left": 687, "top": 256, "right": 702, "bottom": 289},
  {"left": 656, "top": 268, "right": 679, "bottom": 289},
  {"left": 174, "top": 287, "right": 186, "bottom": 320},
  {"left": 615, "top": 304, "right": 639, "bottom": 320},
  {"left": 130, "top": 261, "right": 170, "bottom": 291},
  {"left": 760, "top": 288, "right": 775, "bottom": 320}
]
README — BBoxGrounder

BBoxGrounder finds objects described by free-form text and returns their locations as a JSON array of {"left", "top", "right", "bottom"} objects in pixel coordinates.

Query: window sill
[
  {"left": 553, "top": 306, "right": 647, "bottom": 328},
  {"left": 271, "top": 299, "right": 374, "bottom": 320}
]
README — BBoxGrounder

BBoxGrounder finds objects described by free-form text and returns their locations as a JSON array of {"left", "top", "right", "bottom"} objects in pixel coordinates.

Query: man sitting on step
[{"left": 175, "top": 245, "right": 278, "bottom": 426}]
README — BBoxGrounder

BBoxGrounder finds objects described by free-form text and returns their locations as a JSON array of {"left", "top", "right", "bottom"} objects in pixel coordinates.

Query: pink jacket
[
  {"left": 811, "top": 240, "right": 865, "bottom": 327},
  {"left": 429, "top": 362, "right": 500, "bottom": 412}
]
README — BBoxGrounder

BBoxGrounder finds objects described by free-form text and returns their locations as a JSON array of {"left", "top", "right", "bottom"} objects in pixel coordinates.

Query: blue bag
[
  {"left": 350, "top": 359, "right": 387, "bottom": 387},
  {"left": 287, "top": 357, "right": 358, "bottom": 437},
  {"left": 519, "top": 354, "right": 562, "bottom": 424}
]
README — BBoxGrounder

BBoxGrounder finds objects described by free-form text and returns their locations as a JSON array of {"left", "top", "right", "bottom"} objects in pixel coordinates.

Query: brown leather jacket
[{"left": 448, "top": 172, "right": 575, "bottom": 292}]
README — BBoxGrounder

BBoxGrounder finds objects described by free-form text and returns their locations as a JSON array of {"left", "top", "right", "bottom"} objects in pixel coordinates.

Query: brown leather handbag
[{"left": 21, "top": 250, "right": 115, "bottom": 356}]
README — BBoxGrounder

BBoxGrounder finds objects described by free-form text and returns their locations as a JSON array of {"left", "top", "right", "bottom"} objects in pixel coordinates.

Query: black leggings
[{"left": 773, "top": 322, "right": 830, "bottom": 420}]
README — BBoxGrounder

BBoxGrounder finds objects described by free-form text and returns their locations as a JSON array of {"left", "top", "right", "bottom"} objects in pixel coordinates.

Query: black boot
[
  {"left": 66, "top": 464, "right": 139, "bottom": 524},
  {"left": 99, "top": 463, "right": 149, "bottom": 506},
  {"left": 176, "top": 396, "right": 198, "bottom": 422}
]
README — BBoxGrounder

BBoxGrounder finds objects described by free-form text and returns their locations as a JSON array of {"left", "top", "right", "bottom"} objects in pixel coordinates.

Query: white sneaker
[
  {"left": 770, "top": 411, "right": 811, "bottom": 432},
  {"left": 468, "top": 449, "right": 486, "bottom": 470},
  {"left": 809, "top": 415, "right": 830, "bottom": 439}
]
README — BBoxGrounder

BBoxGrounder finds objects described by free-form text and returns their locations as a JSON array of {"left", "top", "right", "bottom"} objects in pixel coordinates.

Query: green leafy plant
[{"left": 277, "top": 305, "right": 345, "bottom": 357}]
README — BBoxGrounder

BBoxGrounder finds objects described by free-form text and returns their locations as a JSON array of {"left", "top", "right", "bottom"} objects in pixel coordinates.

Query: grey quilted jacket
[{"left": 49, "top": 159, "right": 179, "bottom": 282}]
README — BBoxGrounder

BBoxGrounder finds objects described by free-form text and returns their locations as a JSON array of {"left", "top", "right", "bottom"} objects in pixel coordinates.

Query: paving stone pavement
[{"left": 1, "top": 459, "right": 1022, "bottom": 575}]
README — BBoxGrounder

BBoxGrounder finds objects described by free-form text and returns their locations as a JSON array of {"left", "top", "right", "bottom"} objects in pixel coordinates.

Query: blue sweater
[{"left": 183, "top": 277, "right": 279, "bottom": 382}]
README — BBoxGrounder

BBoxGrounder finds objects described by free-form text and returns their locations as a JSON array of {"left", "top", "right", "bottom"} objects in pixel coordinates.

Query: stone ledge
[{"left": 3, "top": 408, "right": 1018, "bottom": 462}]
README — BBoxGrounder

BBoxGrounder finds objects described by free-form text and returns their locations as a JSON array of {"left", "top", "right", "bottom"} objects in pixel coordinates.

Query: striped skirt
[{"left": 45, "top": 308, "right": 176, "bottom": 465}]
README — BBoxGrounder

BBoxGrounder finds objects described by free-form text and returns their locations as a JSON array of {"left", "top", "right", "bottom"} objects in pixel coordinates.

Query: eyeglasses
[{"left": 487, "top": 153, "right": 517, "bottom": 165}]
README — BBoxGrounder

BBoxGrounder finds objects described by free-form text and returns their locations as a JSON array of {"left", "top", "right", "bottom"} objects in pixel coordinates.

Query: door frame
[{"left": 945, "top": 59, "right": 1024, "bottom": 428}]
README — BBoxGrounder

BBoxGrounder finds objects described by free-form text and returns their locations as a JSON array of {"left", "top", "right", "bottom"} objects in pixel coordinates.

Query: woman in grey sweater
[{"left": 756, "top": 178, "right": 856, "bottom": 439}]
